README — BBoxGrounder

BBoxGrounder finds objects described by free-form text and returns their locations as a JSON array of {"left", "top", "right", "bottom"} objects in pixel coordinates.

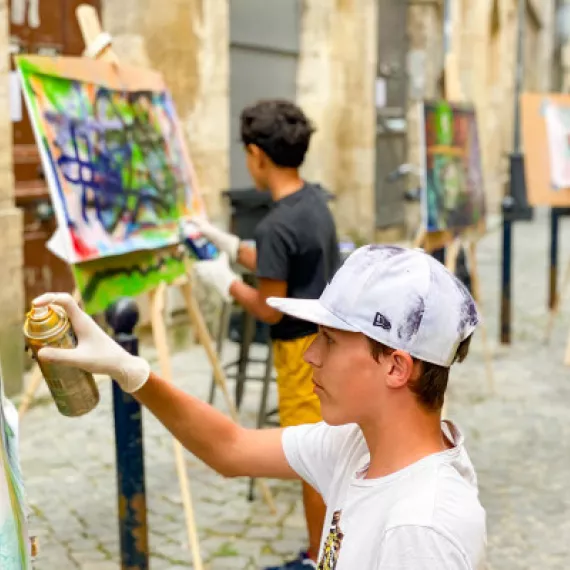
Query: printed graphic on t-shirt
[{"left": 317, "top": 510, "right": 344, "bottom": 570}]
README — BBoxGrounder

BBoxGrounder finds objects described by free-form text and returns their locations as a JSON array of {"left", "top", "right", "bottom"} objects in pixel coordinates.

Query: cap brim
[{"left": 267, "top": 297, "right": 357, "bottom": 332}]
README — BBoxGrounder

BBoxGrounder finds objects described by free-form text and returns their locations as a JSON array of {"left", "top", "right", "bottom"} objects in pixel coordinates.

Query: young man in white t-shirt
[{"left": 34, "top": 245, "right": 487, "bottom": 569}]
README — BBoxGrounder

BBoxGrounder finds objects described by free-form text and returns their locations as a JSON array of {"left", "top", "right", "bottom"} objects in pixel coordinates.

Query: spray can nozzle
[{"left": 29, "top": 305, "right": 49, "bottom": 319}]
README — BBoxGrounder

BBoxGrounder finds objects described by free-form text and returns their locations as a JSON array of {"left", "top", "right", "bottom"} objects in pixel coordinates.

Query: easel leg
[
  {"left": 412, "top": 227, "right": 427, "bottom": 249},
  {"left": 178, "top": 278, "right": 278, "bottom": 515},
  {"left": 444, "top": 238, "right": 461, "bottom": 274},
  {"left": 467, "top": 242, "right": 495, "bottom": 394},
  {"left": 209, "top": 300, "right": 231, "bottom": 404},
  {"left": 18, "top": 366, "right": 44, "bottom": 419},
  {"left": 440, "top": 239, "right": 461, "bottom": 419},
  {"left": 148, "top": 284, "right": 204, "bottom": 570}
]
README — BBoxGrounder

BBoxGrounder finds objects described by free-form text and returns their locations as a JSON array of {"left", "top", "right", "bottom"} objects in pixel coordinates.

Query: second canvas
[{"left": 421, "top": 101, "right": 486, "bottom": 233}]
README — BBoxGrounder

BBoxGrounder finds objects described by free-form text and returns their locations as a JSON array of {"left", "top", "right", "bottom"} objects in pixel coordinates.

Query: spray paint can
[
  {"left": 180, "top": 220, "right": 219, "bottom": 260},
  {"left": 23, "top": 304, "right": 100, "bottom": 417}
]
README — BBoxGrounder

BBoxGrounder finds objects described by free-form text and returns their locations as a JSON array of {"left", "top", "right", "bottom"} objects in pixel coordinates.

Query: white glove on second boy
[
  {"left": 33, "top": 293, "right": 151, "bottom": 394},
  {"left": 190, "top": 217, "right": 240, "bottom": 262},
  {"left": 193, "top": 252, "right": 241, "bottom": 302}
]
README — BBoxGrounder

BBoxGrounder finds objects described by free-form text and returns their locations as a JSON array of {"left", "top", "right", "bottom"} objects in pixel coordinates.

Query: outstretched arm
[
  {"left": 33, "top": 293, "right": 296, "bottom": 480},
  {"left": 133, "top": 373, "right": 294, "bottom": 478}
]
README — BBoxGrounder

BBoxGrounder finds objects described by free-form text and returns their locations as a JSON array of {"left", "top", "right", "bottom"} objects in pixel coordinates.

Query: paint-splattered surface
[
  {"left": 421, "top": 101, "right": 486, "bottom": 232},
  {"left": 16, "top": 56, "right": 203, "bottom": 263},
  {"left": 15, "top": 55, "right": 206, "bottom": 315},
  {"left": 0, "top": 389, "right": 30, "bottom": 569}
]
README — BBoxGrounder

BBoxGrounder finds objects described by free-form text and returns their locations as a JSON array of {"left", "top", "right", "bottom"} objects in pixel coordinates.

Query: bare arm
[
  {"left": 134, "top": 372, "right": 297, "bottom": 479},
  {"left": 237, "top": 242, "right": 257, "bottom": 272},
  {"left": 230, "top": 277, "right": 286, "bottom": 324}
]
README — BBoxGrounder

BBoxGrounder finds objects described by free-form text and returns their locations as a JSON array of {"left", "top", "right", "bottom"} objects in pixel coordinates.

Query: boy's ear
[{"left": 247, "top": 143, "right": 269, "bottom": 166}]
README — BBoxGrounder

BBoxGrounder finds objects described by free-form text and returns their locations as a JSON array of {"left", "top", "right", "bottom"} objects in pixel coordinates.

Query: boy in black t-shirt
[{"left": 191, "top": 100, "right": 340, "bottom": 569}]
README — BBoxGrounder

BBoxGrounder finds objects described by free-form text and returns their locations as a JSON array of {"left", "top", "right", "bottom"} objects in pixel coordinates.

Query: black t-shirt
[{"left": 255, "top": 183, "right": 340, "bottom": 341}]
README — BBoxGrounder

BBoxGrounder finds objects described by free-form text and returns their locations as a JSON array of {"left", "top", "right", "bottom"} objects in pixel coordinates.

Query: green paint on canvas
[{"left": 73, "top": 252, "right": 188, "bottom": 316}]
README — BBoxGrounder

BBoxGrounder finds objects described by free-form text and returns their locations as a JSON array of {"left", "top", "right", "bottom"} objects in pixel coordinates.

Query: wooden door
[{"left": 10, "top": 0, "right": 101, "bottom": 308}]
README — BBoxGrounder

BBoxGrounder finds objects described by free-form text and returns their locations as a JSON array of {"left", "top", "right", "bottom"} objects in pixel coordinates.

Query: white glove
[
  {"left": 193, "top": 252, "right": 240, "bottom": 302},
  {"left": 32, "top": 293, "right": 150, "bottom": 394},
  {"left": 190, "top": 217, "right": 240, "bottom": 262}
]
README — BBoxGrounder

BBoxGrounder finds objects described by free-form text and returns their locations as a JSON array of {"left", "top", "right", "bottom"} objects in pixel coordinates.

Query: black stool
[{"left": 208, "top": 280, "right": 278, "bottom": 502}]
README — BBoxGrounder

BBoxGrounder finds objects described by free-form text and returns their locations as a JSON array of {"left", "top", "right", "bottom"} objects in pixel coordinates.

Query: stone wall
[
  {"left": 0, "top": 0, "right": 24, "bottom": 396},
  {"left": 103, "top": 0, "right": 229, "bottom": 329},
  {"left": 297, "top": 0, "right": 377, "bottom": 243},
  {"left": 103, "top": 0, "right": 229, "bottom": 220},
  {"left": 405, "top": 0, "right": 556, "bottom": 226}
]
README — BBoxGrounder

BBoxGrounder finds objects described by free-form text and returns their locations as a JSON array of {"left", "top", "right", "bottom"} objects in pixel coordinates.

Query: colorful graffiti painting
[
  {"left": 16, "top": 55, "right": 205, "bottom": 263},
  {"left": 16, "top": 56, "right": 207, "bottom": 314},
  {"left": 0, "top": 376, "right": 30, "bottom": 570},
  {"left": 420, "top": 101, "right": 485, "bottom": 232}
]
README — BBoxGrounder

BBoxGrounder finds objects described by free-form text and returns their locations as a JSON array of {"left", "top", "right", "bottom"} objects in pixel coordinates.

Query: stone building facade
[
  {"left": 0, "top": 0, "right": 561, "bottom": 393},
  {"left": 405, "top": 0, "right": 556, "bottom": 224},
  {"left": 0, "top": 0, "right": 24, "bottom": 396}
]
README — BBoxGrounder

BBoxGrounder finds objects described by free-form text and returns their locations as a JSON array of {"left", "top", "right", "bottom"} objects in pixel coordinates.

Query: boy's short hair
[
  {"left": 240, "top": 100, "right": 315, "bottom": 168},
  {"left": 367, "top": 335, "right": 473, "bottom": 411}
]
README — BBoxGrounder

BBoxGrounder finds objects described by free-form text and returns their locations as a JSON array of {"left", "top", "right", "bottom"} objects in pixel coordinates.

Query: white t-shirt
[{"left": 282, "top": 420, "right": 486, "bottom": 570}]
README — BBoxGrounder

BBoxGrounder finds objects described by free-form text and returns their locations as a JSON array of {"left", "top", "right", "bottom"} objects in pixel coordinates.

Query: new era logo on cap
[
  {"left": 267, "top": 245, "right": 479, "bottom": 367},
  {"left": 373, "top": 312, "right": 391, "bottom": 331}
]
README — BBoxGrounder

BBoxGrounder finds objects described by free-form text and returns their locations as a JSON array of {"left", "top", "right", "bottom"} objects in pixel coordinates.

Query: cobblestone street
[{"left": 17, "top": 209, "right": 570, "bottom": 569}]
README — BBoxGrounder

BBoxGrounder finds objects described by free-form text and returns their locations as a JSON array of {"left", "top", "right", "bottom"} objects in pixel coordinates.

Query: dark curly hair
[{"left": 240, "top": 99, "right": 315, "bottom": 168}]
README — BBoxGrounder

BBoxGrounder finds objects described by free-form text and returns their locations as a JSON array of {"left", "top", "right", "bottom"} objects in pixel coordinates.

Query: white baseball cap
[{"left": 267, "top": 244, "right": 479, "bottom": 367}]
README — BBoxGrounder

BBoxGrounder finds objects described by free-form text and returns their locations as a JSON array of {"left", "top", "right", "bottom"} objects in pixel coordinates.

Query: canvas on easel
[
  {"left": 420, "top": 100, "right": 485, "bottom": 234},
  {"left": 14, "top": 53, "right": 206, "bottom": 315},
  {"left": 521, "top": 93, "right": 570, "bottom": 205},
  {"left": 521, "top": 93, "right": 570, "bottom": 350},
  {"left": 412, "top": 66, "right": 494, "bottom": 398}
]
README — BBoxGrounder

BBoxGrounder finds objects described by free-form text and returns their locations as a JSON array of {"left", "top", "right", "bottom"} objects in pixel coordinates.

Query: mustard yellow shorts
[{"left": 272, "top": 333, "right": 322, "bottom": 428}]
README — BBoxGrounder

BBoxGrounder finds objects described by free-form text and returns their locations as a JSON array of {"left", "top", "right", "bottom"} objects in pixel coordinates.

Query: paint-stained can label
[{"left": 24, "top": 304, "right": 100, "bottom": 417}]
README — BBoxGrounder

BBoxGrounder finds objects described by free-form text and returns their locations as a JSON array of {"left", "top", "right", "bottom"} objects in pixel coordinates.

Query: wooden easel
[
  {"left": 413, "top": 55, "right": 495, "bottom": 413},
  {"left": 18, "top": 6, "right": 276, "bottom": 569}
]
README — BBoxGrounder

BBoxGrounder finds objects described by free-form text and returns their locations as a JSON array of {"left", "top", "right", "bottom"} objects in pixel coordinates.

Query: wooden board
[{"left": 521, "top": 92, "right": 570, "bottom": 207}]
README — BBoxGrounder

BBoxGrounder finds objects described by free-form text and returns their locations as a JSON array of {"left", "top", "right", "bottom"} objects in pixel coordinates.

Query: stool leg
[
  {"left": 209, "top": 301, "right": 231, "bottom": 404},
  {"left": 249, "top": 344, "right": 274, "bottom": 502},
  {"left": 236, "top": 311, "right": 255, "bottom": 410}
]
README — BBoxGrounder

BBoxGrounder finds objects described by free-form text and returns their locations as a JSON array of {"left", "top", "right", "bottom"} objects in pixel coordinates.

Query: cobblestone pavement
[{"left": 17, "top": 209, "right": 570, "bottom": 569}]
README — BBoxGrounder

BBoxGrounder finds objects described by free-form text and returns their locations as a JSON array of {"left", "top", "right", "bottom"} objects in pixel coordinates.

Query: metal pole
[
  {"left": 105, "top": 298, "right": 149, "bottom": 570},
  {"left": 549, "top": 209, "right": 560, "bottom": 310},
  {"left": 500, "top": 0, "right": 526, "bottom": 344}
]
